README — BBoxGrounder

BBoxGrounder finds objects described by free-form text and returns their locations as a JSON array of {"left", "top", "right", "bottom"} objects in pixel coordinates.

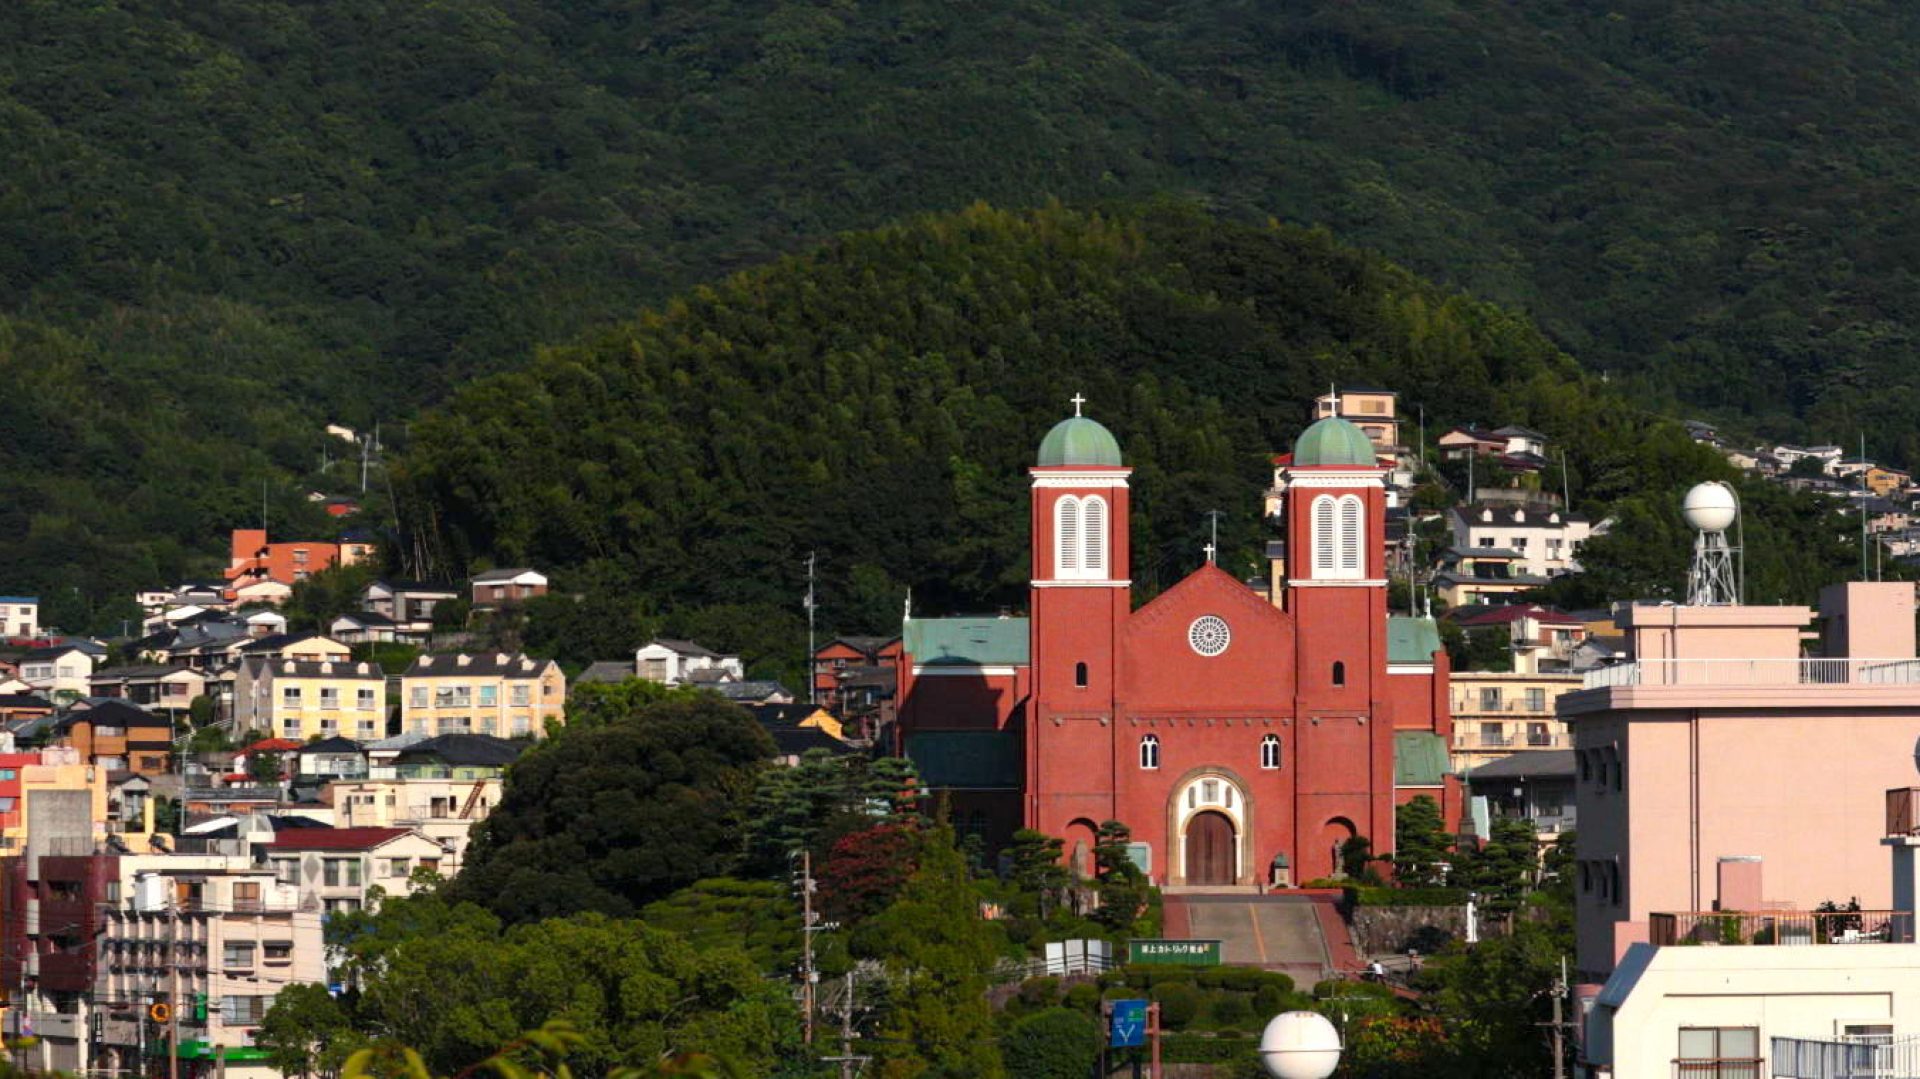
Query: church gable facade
[{"left": 898, "top": 408, "right": 1457, "bottom": 888}]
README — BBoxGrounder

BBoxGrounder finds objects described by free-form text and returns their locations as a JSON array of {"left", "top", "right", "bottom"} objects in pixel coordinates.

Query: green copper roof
[
  {"left": 1292, "top": 416, "right": 1379, "bottom": 467},
  {"left": 1387, "top": 616, "right": 1443, "bottom": 665},
  {"left": 1394, "top": 730, "right": 1450, "bottom": 786},
  {"left": 905, "top": 731, "right": 1020, "bottom": 790},
  {"left": 1037, "top": 416, "right": 1124, "bottom": 467},
  {"left": 903, "top": 617, "right": 1029, "bottom": 666}
]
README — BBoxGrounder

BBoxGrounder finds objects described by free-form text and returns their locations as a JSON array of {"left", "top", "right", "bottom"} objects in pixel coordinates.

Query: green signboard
[{"left": 1128, "top": 938, "right": 1221, "bottom": 966}]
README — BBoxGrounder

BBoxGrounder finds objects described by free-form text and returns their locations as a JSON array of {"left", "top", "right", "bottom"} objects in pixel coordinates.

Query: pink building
[{"left": 1567, "top": 581, "right": 1920, "bottom": 985}]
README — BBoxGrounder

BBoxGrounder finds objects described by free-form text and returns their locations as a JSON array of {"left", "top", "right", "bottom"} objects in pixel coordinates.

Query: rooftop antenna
[
  {"left": 1204, "top": 510, "right": 1225, "bottom": 565},
  {"left": 1683, "top": 481, "right": 1742, "bottom": 606}
]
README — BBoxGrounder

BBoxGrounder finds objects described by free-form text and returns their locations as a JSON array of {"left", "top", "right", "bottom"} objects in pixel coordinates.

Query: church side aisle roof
[
  {"left": 903, "top": 617, "right": 1029, "bottom": 666},
  {"left": 1394, "top": 730, "right": 1451, "bottom": 785},
  {"left": 1386, "top": 616, "right": 1443, "bottom": 665}
]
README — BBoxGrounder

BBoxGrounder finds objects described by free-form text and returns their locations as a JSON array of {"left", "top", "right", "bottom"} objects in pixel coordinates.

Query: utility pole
[
  {"left": 1539, "top": 955, "right": 1573, "bottom": 1079},
  {"left": 360, "top": 432, "right": 372, "bottom": 494},
  {"left": 798, "top": 850, "right": 817, "bottom": 1045},
  {"left": 821, "top": 971, "right": 868, "bottom": 1079},
  {"left": 804, "top": 552, "right": 818, "bottom": 705},
  {"left": 167, "top": 896, "right": 180, "bottom": 1079}
]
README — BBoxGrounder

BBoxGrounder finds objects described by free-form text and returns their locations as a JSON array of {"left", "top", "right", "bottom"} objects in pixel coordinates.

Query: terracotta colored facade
[
  {"left": 224, "top": 528, "right": 344, "bottom": 593},
  {"left": 897, "top": 416, "right": 1456, "bottom": 887}
]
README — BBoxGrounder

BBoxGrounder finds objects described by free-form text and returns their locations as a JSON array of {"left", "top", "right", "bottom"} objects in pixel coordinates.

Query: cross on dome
[{"left": 1070, "top": 392, "right": 1087, "bottom": 417}]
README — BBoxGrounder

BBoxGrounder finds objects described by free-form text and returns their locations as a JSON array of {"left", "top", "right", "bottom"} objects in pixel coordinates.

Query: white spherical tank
[
  {"left": 1259, "top": 1011, "right": 1342, "bottom": 1079},
  {"left": 1682, "top": 481, "right": 1739, "bottom": 532}
]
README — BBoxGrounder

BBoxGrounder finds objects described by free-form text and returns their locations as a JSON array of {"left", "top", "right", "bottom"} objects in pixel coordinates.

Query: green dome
[
  {"left": 1037, "top": 416, "right": 1124, "bottom": 467},
  {"left": 1292, "top": 416, "right": 1379, "bottom": 467}
]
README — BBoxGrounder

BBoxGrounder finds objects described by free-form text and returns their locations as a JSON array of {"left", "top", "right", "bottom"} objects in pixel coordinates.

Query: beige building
[
  {"left": 330, "top": 776, "right": 500, "bottom": 874},
  {"left": 266, "top": 826, "right": 447, "bottom": 914},
  {"left": 232, "top": 658, "right": 387, "bottom": 741},
  {"left": 1449, "top": 670, "right": 1580, "bottom": 772},
  {"left": 94, "top": 858, "right": 327, "bottom": 1079},
  {"left": 399, "top": 653, "right": 565, "bottom": 738},
  {"left": 1566, "top": 582, "right": 1920, "bottom": 985},
  {"left": 0, "top": 746, "right": 112, "bottom": 853}
]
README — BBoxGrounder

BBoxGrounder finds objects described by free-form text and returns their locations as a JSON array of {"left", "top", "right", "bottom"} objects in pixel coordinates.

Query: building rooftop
[
  {"left": 904, "top": 617, "right": 1029, "bottom": 667},
  {"left": 266, "top": 826, "right": 414, "bottom": 851}
]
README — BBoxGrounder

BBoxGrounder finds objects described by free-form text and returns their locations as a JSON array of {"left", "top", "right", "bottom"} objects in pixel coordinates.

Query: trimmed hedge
[{"left": 1346, "top": 886, "right": 1468, "bottom": 907}]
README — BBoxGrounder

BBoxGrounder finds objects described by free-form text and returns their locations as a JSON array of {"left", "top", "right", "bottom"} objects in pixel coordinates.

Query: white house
[
  {"left": 19, "top": 645, "right": 99, "bottom": 705},
  {"left": 634, "top": 639, "right": 745, "bottom": 686},
  {"left": 1449, "top": 503, "right": 1597, "bottom": 578},
  {"left": 0, "top": 596, "right": 40, "bottom": 638}
]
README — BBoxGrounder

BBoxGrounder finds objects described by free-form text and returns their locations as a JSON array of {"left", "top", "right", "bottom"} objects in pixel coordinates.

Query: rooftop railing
[
  {"left": 1584, "top": 658, "right": 1920, "bottom": 690},
  {"left": 1650, "top": 909, "right": 1913, "bottom": 947}
]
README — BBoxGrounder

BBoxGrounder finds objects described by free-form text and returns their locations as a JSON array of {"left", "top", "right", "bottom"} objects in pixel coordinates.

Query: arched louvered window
[
  {"left": 1260, "top": 734, "right": 1281, "bottom": 770},
  {"left": 1338, "top": 495, "right": 1363, "bottom": 574},
  {"left": 1139, "top": 734, "right": 1160, "bottom": 770},
  {"left": 1081, "top": 495, "right": 1109, "bottom": 577},
  {"left": 1311, "top": 496, "right": 1337, "bottom": 574},
  {"left": 1055, "top": 495, "right": 1082, "bottom": 577}
]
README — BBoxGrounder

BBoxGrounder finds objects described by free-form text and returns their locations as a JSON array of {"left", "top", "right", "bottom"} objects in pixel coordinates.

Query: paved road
[{"left": 1175, "top": 895, "right": 1331, "bottom": 978}]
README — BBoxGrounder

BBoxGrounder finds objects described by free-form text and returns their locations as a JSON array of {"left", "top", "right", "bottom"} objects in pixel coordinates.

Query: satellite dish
[
  {"left": 1259, "top": 1011, "right": 1342, "bottom": 1079},
  {"left": 1682, "top": 481, "right": 1739, "bottom": 533}
]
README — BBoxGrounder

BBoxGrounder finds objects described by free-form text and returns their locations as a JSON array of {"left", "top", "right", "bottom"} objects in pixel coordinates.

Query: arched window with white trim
[
  {"left": 1311, "top": 496, "right": 1337, "bottom": 575},
  {"left": 1260, "top": 734, "right": 1281, "bottom": 770},
  {"left": 1139, "top": 734, "right": 1160, "bottom": 770},
  {"left": 1054, "top": 495, "right": 1082, "bottom": 577},
  {"left": 1338, "top": 495, "right": 1363, "bottom": 574},
  {"left": 1081, "top": 495, "right": 1108, "bottom": 577}
]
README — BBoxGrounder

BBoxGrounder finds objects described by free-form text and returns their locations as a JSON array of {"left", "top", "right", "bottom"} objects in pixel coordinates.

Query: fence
[
  {"left": 1773, "top": 1034, "right": 1920, "bottom": 1078},
  {"left": 1587, "top": 658, "right": 1920, "bottom": 690},
  {"left": 1649, "top": 910, "right": 1913, "bottom": 947}
]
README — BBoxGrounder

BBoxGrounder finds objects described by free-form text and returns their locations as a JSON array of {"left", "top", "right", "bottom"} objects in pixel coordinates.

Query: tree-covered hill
[
  {"left": 6, "top": 0, "right": 1916, "bottom": 623},
  {"left": 396, "top": 205, "right": 1860, "bottom": 673}
]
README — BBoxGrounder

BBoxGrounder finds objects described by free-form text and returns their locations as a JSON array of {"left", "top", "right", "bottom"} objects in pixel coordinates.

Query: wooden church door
[{"left": 1186, "top": 811, "right": 1236, "bottom": 886}]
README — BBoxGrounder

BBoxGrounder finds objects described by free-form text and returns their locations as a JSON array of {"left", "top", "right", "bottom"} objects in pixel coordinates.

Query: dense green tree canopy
[
  {"left": 8, "top": 0, "right": 1920, "bottom": 627},
  {"left": 449, "top": 694, "right": 773, "bottom": 922}
]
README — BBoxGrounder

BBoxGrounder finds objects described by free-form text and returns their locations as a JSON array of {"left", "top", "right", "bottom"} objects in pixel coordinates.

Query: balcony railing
[
  {"left": 1774, "top": 1034, "right": 1920, "bottom": 1079},
  {"left": 1673, "top": 1060, "right": 1762, "bottom": 1078},
  {"left": 1650, "top": 909, "right": 1913, "bottom": 947},
  {"left": 1585, "top": 658, "right": 1920, "bottom": 690}
]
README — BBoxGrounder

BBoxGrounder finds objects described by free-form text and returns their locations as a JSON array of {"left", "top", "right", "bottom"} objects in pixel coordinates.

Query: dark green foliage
[
  {"left": 1449, "top": 818, "right": 1540, "bottom": 915},
  {"left": 7, "top": 2, "right": 1920, "bottom": 633},
  {"left": 1000, "top": 1008, "right": 1100, "bottom": 1079},
  {"left": 638, "top": 878, "right": 800, "bottom": 976},
  {"left": 1148, "top": 982, "right": 1201, "bottom": 1030},
  {"left": 1391, "top": 795, "right": 1450, "bottom": 887},
  {"left": 1091, "top": 820, "right": 1150, "bottom": 934},
  {"left": 256, "top": 983, "right": 358, "bottom": 1079},
  {"left": 283, "top": 563, "right": 377, "bottom": 632},
  {"left": 742, "top": 750, "right": 921, "bottom": 872},
  {"left": 448, "top": 694, "right": 773, "bottom": 922}
]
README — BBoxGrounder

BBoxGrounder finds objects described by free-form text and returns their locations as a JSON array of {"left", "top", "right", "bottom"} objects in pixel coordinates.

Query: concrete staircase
[{"left": 1162, "top": 894, "right": 1336, "bottom": 982}]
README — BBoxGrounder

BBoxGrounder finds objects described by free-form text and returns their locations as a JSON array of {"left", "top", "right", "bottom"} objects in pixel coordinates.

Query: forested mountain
[
  {"left": 4, "top": 0, "right": 1915, "bottom": 626},
  {"left": 397, "top": 205, "right": 1862, "bottom": 675}
]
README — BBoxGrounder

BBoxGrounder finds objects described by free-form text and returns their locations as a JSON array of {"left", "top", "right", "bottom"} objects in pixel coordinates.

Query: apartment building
[
  {"left": 18, "top": 645, "right": 100, "bottom": 706},
  {"left": 60, "top": 699, "right": 175, "bottom": 775},
  {"left": 266, "top": 826, "right": 446, "bottom": 914},
  {"left": 399, "top": 653, "right": 564, "bottom": 737},
  {"left": 331, "top": 771, "right": 501, "bottom": 876},
  {"left": 1449, "top": 503, "right": 1596, "bottom": 578},
  {"left": 1449, "top": 670, "right": 1581, "bottom": 772},
  {"left": 231, "top": 658, "right": 387, "bottom": 742},
  {"left": 0, "top": 596, "right": 39, "bottom": 639},
  {"left": 0, "top": 746, "right": 109, "bottom": 853}
]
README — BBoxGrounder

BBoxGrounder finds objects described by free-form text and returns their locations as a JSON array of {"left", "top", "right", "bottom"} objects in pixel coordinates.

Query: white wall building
[
  {"left": 633, "top": 639, "right": 745, "bottom": 686},
  {"left": 0, "top": 596, "right": 40, "bottom": 638},
  {"left": 1449, "top": 503, "right": 1596, "bottom": 578}
]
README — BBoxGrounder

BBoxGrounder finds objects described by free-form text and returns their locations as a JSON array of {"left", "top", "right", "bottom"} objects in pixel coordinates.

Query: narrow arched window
[
  {"left": 1312, "top": 496, "right": 1337, "bottom": 574},
  {"left": 1331, "top": 661, "right": 1346, "bottom": 687},
  {"left": 1074, "top": 662, "right": 1088, "bottom": 688},
  {"left": 1054, "top": 495, "right": 1082, "bottom": 576},
  {"left": 1139, "top": 734, "right": 1160, "bottom": 770},
  {"left": 1082, "top": 495, "right": 1108, "bottom": 577},
  {"left": 1338, "top": 495, "right": 1363, "bottom": 573},
  {"left": 1260, "top": 734, "right": 1281, "bottom": 770}
]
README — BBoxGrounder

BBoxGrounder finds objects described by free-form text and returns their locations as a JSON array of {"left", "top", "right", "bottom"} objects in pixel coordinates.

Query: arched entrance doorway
[{"left": 1185, "top": 811, "right": 1237, "bottom": 886}]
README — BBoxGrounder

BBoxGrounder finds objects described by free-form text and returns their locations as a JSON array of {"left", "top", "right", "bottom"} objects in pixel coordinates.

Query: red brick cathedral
[{"left": 897, "top": 407, "right": 1458, "bottom": 887}]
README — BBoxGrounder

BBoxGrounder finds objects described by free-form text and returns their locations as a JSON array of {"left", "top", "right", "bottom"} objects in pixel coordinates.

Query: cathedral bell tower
[{"left": 1030, "top": 398, "right": 1132, "bottom": 713}]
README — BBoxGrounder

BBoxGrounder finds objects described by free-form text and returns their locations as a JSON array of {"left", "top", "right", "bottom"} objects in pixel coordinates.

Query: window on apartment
[
  {"left": 1479, "top": 688, "right": 1502, "bottom": 711},
  {"left": 234, "top": 881, "right": 261, "bottom": 909},
  {"left": 641, "top": 658, "right": 668, "bottom": 681},
  {"left": 410, "top": 686, "right": 427, "bottom": 708},
  {"left": 1528, "top": 722, "right": 1551, "bottom": 747},
  {"left": 263, "top": 942, "right": 293, "bottom": 963},
  {"left": 430, "top": 797, "right": 454, "bottom": 819},
  {"left": 357, "top": 688, "right": 376, "bottom": 710},
  {"left": 1676, "top": 1027, "right": 1760, "bottom": 1077},
  {"left": 282, "top": 686, "right": 302, "bottom": 707},
  {"left": 222, "top": 942, "right": 255, "bottom": 968},
  {"left": 434, "top": 685, "right": 471, "bottom": 708},
  {"left": 221, "top": 995, "right": 268, "bottom": 1025},
  {"left": 388, "top": 858, "right": 410, "bottom": 879},
  {"left": 1525, "top": 688, "right": 1546, "bottom": 711},
  {"left": 320, "top": 687, "right": 339, "bottom": 710},
  {"left": 511, "top": 685, "right": 531, "bottom": 707},
  {"left": 274, "top": 859, "right": 298, "bottom": 885},
  {"left": 511, "top": 716, "right": 531, "bottom": 736},
  {"left": 419, "top": 858, "right": 441, "bottom": 876},
  {"left": 1481, "top": 722, "right": 1506, "bottom": 748},
  {"left": 479, "top": 685, "right": 497, "bottom": 707},
  {"left": 322, "top": 858, "right": 363, "bottom": 888}
]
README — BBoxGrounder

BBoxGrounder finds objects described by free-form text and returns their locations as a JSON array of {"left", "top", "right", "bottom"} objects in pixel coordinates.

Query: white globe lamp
[
  {"left": 1682, "top": 481, "right": 1739, "bottom": 533},
  {"left": 1259, "top": 1010, "right": 1342, "bottom": 1079}
]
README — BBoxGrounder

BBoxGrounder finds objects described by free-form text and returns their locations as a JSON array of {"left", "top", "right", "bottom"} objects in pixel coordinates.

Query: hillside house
[
  {"left": 399, "top": 653, "right": 565, "bottom": 737},
  {"left": 634, "top": 639, "right": 744, "bottom": 686},
  {"left": 0, "top": 597, "right": 39, "bottom": 640},
  {"left": 469, "top": 568, "right": 548, "bottom": 609},
  {"left": 1448, "top": 503, "right": 1595, "bottom": 578}
]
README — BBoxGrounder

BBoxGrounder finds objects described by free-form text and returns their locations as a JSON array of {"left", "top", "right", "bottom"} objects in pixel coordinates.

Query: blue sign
[{"left": 1109, "top": 998, "right": 1147, "bottom": 1048}]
